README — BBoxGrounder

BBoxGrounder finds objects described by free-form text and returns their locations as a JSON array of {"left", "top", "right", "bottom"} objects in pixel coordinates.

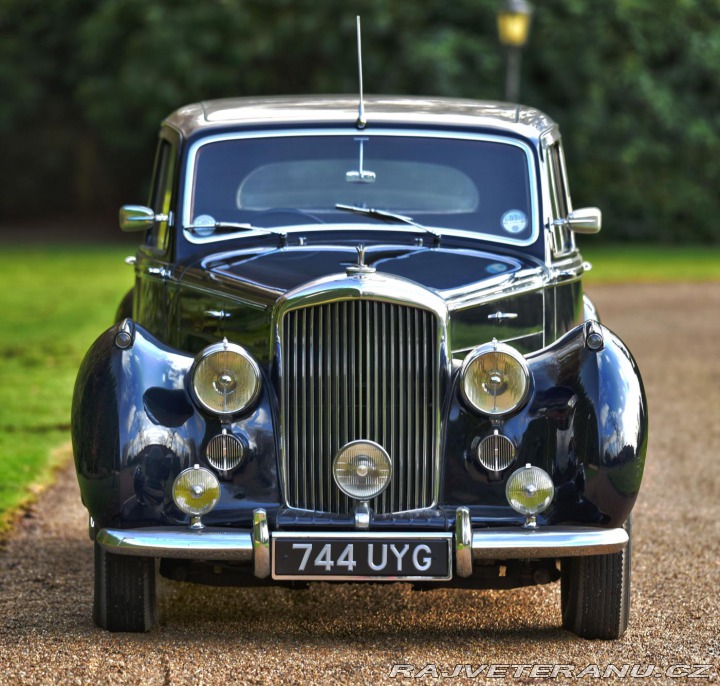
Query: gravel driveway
[{"left": 0, "top": 283, "right": 718, "bottom": 685}]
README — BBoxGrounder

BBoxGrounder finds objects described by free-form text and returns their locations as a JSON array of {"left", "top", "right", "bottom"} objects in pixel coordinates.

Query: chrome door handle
[
  {"left": 487, "top": 312, "right": 518, "bottom": 321},
  {"left": 205, "top": 309, "right": 232, "bottom": 320},
  {"left": 146, "top": 266, "right": 171, "bottom": 278}
]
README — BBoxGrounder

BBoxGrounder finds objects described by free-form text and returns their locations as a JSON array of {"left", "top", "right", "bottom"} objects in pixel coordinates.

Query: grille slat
[{"left": 282, "top": 299, "right": 438, "bottom": 514}]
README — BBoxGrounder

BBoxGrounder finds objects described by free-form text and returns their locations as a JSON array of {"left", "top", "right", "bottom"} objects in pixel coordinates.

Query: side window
[
  {"left": 546, "top": 142, "right": 575, "bottom": 256},
  {"left": 146, "top": 139, "right": 176, "bottom": 252}
]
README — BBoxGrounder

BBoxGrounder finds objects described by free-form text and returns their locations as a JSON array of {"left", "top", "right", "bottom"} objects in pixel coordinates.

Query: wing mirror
[
  {"left": 119, "top": 205, "right": 168, "bottom": 232},
  {"left": 560, "top": 207, "right": 602, "bottom": 234}
]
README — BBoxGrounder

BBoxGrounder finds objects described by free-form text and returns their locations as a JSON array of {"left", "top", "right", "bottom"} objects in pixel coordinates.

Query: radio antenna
[{"left": 355, "top": 16, "right": 366, "bottom": 130}]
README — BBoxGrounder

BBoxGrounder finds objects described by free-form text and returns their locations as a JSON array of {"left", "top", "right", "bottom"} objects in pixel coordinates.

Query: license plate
[{"left": 272, "top": 532, "right": 452, "bottom": 580}]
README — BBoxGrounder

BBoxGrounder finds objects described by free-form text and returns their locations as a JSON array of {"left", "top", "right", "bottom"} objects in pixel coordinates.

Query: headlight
[
  {"left": 333, "top": 440, "right": 392, "bottom": 501},
  {"left": 505, "top": 464, "right": 554, "bottom": 516},
  {"left": 461, "top": 342, "right": 530, "bottom": 416},
  {"left": 191, "top": 340, "right": 261, "bottom": 416},
  {"left": 172, "top": 465, "right": 221, "bottom": 517}
]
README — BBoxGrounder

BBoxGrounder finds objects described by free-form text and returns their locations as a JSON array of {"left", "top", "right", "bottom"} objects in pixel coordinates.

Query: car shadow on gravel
[
  {"left": 153, "top": 577, "right": 570, "bottom": 645},
  {"left": 1, "top": 529, "right": 571, "bottom": 645}
]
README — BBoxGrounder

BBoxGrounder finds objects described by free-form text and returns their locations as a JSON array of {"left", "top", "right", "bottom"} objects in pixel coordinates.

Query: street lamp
[{"left": 497, "top": 0, "right": 533, "bottom": 104}]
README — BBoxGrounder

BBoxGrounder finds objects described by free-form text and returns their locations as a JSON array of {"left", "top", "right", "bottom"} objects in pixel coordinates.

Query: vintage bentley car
[{"left": 72, "top": 96, "right": 647, "bottom": 638}]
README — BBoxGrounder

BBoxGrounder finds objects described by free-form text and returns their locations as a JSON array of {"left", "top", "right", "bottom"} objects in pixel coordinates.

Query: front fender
[
  {"left": 71, "top": 321, "right": 281, "bottom": 529},
  {"left": 442, "top": 322, "right": 648, "bottom": 528}
]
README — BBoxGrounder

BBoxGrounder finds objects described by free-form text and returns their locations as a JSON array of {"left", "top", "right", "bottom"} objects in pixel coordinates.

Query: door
[{"left": 134, "top": 137, "right": 177, "bottom": 341}]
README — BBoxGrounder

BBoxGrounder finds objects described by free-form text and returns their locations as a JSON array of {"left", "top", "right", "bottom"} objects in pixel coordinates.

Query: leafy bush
[{"left": 1, "top": 0, "right": 718, "bottom": 242}]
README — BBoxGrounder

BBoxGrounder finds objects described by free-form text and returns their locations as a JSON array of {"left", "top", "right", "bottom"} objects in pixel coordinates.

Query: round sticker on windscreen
[
  {"left": 501, "top": 210, "right": 528, "bottom": 234},
  {"left": 192, "top": 214, "right": 216, "bottom": 237}
]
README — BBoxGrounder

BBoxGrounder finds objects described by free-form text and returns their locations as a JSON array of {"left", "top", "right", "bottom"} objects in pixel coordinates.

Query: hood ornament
[{"left": 346, "top": 244, "right": 376, "bottom": 276}]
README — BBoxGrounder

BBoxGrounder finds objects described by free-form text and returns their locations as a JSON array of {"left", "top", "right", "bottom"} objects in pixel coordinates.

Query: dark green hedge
[{"left": 1, "top": 0, "right": 718, "bottom": 242}]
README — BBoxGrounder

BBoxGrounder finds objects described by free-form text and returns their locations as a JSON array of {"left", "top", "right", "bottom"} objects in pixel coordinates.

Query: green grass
[
  {"left": 580, "top": 244, "right": 720, "bottom": 284},
  {"left": 0, "top": 245, "right": 133, "bottom": 529},
  {"left": 0, "top": 241, "right": 717, "bottom": 530}
]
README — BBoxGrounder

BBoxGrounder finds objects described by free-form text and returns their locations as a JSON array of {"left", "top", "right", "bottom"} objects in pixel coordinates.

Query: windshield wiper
[
  {"left": 335, "top": 203, "right": 441, "bottom": 245},
  {"left": 185, "top": 220, "right": 287, "bottom": 244}
]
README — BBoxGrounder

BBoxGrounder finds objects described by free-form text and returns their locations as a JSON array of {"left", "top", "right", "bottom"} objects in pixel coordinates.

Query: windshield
[{"left": 184, "top": 132, "right": 537, "bottom": 245}]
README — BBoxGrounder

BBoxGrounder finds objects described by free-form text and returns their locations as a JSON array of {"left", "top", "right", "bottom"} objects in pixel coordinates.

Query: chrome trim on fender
[
  {"left": 114, "top": 318, "right": 136, "bottom": 350},
  {"left": 584, "top": 320, "right": 605, "bottom": 351},
  {"left": 96, "top": 527, "right": 253, "bottom": 560},
  {"left": 471, "top": 526, "right": 628, "bottom": 559},
  {"left": 583, "top": 293, "right": 599, "bottom": 322}
]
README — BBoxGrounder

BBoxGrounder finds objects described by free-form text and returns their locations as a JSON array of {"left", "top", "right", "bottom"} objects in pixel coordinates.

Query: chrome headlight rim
[
  {"left": 190, "top": 340, "right": 262, "bottom": 417},
  {"left": 460, "top": 341, "right": 531, "bottom": 417}
]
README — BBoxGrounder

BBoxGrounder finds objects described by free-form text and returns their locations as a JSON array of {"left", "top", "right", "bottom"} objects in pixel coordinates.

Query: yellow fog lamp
[
  {"left": 461, "top": 342, "right": 530, "bottom": 416},
  {"left": 173, "top": 465, "right": 221, "bottom": 529},
  {"left": 333, "top": 440, "right": 392, "bottom": 501},
  {"left": 506, "top": 464, "right": 554, "bottom": 527},
  {"left": 191, "top": 340, "right": 261, "bottom": 416}
]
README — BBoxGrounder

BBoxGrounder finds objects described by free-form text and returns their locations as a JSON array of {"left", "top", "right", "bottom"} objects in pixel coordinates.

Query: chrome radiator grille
[{"left": 281, "top": 299, "right": 439, "bottom": 514}]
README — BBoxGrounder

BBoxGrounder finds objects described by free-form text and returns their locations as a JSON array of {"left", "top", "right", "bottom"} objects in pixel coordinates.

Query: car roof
[{"left": 164, "top": 95, "right": 558, "bottom": 144}]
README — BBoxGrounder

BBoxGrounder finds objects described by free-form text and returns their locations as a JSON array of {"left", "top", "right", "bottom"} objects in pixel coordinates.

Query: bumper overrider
[{"left": 96, "top": 507, "right": 628, "bottom": 582}]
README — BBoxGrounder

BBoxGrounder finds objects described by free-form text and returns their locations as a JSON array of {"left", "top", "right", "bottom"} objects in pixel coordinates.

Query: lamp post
[{"left": 497, "top": 0, "right": 533, "bottom": 104}]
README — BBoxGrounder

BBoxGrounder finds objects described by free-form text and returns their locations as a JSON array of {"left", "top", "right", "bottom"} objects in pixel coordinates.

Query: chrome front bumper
[
  {"left": 97, "top": 509, "right": 271, "bottom": 578},
  {"left": 96, "top": 507, "right": 628, "bottom": 581},
  {"left": 454, "top": 506, "right": 628, "bottom": 577}
]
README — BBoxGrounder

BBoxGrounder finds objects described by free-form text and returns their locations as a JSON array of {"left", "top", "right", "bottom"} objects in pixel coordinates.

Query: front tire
[
  {"left": 94, "top": 541, "right": 157, "bottom": 632},
  {"left": 561, "top": 518, "right": 632, "bottom": 640}
]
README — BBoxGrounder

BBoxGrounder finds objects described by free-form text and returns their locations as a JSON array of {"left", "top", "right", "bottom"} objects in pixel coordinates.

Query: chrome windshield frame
[{"left": 181, "top": 128, "right": 540, "bottom": 249}]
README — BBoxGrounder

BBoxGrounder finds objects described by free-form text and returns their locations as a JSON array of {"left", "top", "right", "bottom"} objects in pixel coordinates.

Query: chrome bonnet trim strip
[
  {"left": 97, "top": 527, "right": 254, "bottom": 560},
  {"left": 274, "top": 271, "right": 450, "bottom": 322},
  {"left": 471, "top": 526, "right": 628, "bottom": 559}
]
